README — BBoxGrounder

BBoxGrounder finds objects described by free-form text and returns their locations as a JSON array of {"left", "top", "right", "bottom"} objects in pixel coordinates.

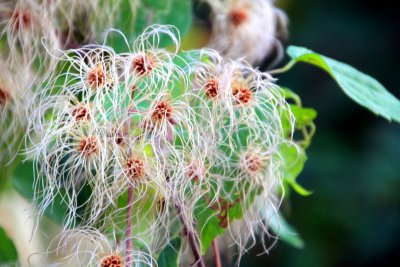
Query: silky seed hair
[
  {"left": 0, "top": 0, "right": 61, "bottom": 73},
  {"left": 0, "top": 57, "right": 36, "bottom": 165},
  {"left": 205, "top": 0, "right": 288, "bottom": 65},
  {"left": 26, "top": 24, "right": 297, "bottom": 263},
  {"left": 49, "top": 227, "right": 154, "bottom": 267}
]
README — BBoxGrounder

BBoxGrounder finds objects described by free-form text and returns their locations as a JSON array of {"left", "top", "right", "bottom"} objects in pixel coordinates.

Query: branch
[
  {"left": 175, "top": 199, "right": 205, "bottom": 267},
  {"left": 213, "top": 239, "right": 222, "bottom": 267}
]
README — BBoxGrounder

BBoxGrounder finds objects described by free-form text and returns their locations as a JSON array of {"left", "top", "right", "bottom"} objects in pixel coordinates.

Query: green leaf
[
  {"left": 0, "top": 227, "right": 18, "bottom": 264},
  {"left": 157, "top": 237, "right": 182, "bottom": 267},
  {"left": 195, "top": 185, "right": 258, "bottom": 255},
  {"left": 264, "top": 211, "right": 304, "bottom": 249},
  {"left": 287, "top": 46, "right": 400, "bottom": 123},
  {"left": 195, "top": 199, "right": 227, "bottom": 255},
  {"left": 290, "top": 105, "right": 317, "bottom": 129},
  {"left": 279, "top": 143, "right": 312, "bottom": 196},
  {"left": 110, "top": 0, "right": 192, "bottom": 52}
]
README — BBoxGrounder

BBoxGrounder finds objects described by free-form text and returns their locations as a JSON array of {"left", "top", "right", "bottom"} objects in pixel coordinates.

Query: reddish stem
[
  {"left": 125, "top": 185, "right": 134, "bottom": 267},
  {"left": 175, "top": 200, "right": 205, "bottom": 267},
  {"left": 213, "top": 239, "right": 222, "bottom": 267}
]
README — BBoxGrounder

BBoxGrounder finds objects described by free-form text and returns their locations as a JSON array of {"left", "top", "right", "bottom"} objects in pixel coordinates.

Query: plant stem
[
  {"left": 175, "top": 200, "right": 205, "bottom": 267},
  {"left": 268, "top": 60, "right": 296, "bottom": 75},
  {"left": 125, "top": 185, "right": 134, "bottom": 267},
  {"left": 212, "top": 239, "right": 222, "bottom": 267}
]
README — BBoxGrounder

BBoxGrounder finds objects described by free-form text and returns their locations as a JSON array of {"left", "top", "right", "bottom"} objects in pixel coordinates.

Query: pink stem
[
  {"left": 213, "top": 239, "right": 222, "bottom": 267},
  {"left": 125, "top": 185, "right": 134, "bottom": 267}
]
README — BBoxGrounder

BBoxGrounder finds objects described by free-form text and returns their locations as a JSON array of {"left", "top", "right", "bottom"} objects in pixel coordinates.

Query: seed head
[
  {"left": 132, "top": 54, "right": 155, "bottom": 76},
  {"left": 204, "top": 78, "right": 219, "bottom": 99},
  {"left": 229, "top": 8, "right": 248, "bottom": 27},
  {"left": 125, "top": 158, "right": 145, "bottom": 181},
  {"left": 12, "top": 9, "right": 32, "bottom": 30},
  {"left": 0, "top": 87, "right": 10, "bottom": 105},
  {"left": 242, "top": 153, "right": 262, "bottom": 174},
  {"left": 71, "top": 105, "right": 90, "bottom": 121},
  {"left": 100, "top": 254, "right": 123, "bottom": 267},
  {"left": 151, "top": 101, "right": 173, "bottom": 122},
  {"left": 87, "top": 65, "right": 106, "bottom": 89},
  {"left": 233, "top": 85, "right": 253, "bottom": 105},
  {"left": 78, "top": 136, "right": 98, "bottom": 156}
]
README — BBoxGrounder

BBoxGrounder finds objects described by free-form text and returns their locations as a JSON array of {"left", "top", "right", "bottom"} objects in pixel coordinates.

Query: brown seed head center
[
  {"left": 152, "top": 101, "right": 173, "bottom": 121},
  {"left": 12, "top": 9, "right": 32, "bottom": 29},
  {"left": 72, "top": 106, "right": 89, "bottom": 121},
  {"left": 233, "top": 86, "right": 253, "bottom": 105},
  {"left": 229, "top": 8, "right": 248, "bottom": 27},
  {"left": 78, "top": 136, "right": 98, "bottom": 156},
  {"left": 204, "top": 78, "right": 219, "bottom": 99},
  {"left": 132, "top": 54, "right": 154, "bottom": 76},
  {"left": 244, "top": 154, "right": 262, "bottom": 174},
  {"left": 126, "top": 158, "right": 145, "bottom": 180},
  {"left": 0, "top": 87, "right": 10, "bottom": 105},
  {"left": 100, "top": 254, "right": 123, "bottom": 267},
  {"left": 87, "top": 66, "right": 106, "bottom": 89}
]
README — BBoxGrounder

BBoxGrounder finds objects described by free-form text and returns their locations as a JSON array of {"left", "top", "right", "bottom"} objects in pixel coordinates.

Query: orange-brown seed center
[
  {"left": 229, "top": 8, "right": 248, "bottom": 27},
  {"left": 151, "top": 101, "right": 173, "bottom": 121},
  {"left": 233, "top": 86, "right": 253, "bottom": 105},
  {"left": 204, "top": 78, "right": 219, "bottom": 99},
  {"left": 125, "top": 158, "right": 145, "bottom": 180},
  {"left": 72, "top": 106, "right": 89, "bottom": 121},
  {"left": 0, "top": 87, "right": 10, "bottom": 105},
  {"left": 244, "top": 154, "right": 262, "bottom": 173},
  {"left": 78, "top": 136, "right": 98, "bottom": 156},
  {"left": 12, "top": 9, "right": 32, "bottom": 29},
  {"left": 132, "top": 54, "right": 154, "bottom": 76},
  {"left": 100, "top": 254, "right": 123, "bottom": 267},
  {"left": 87, "top": 66, "right": 106, "bottom": 89}
]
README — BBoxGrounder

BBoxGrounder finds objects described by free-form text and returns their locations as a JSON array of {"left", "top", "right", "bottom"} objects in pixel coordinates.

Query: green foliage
[
  {"left": 279, "top": 88, "right": 316, "bottom": 196},
  {"left": 287, "top": 46, "right": 400, "bottom": 123},
  {"left": 264, "top": 211, "right": 304, "bottom": 249},
  {"left": 194, "top": 182, "right": 259, "bottom": 255},
  {"left": 110, "top": 0, "right": 192, "bottom": 52},
  {"left": 279, "top": 143, "right": 312, "bottom": 197},
  {"left": 195, "top": 197, "right": 241, "bottom": 255},
  {"left": 157, "top": 237, "right": 182, "bottom": 267},
  {"left": 0, "top": 227, "right": 18, "bottom": 264}
]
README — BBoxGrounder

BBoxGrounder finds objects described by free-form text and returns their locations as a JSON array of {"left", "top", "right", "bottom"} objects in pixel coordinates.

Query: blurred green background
[{"left": 240, "top": 0, "right": 400, "bottom": 266}]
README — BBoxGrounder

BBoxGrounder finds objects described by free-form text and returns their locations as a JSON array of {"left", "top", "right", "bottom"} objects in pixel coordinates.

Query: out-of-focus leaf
[
  {"left": 157, "top": 237, "right": 182, "bottom": 267},
  {"left": 287, "top": 46, "right": 400, "bottom": 123},
  {"left": 263, "top": 210, "right": 304, "bottom": 249},
  {"left": 111, "top": 0, "right": 192, "bottom": 52},
  {"left": 0, "top": 227, "right": 18, "bottom": 263}
]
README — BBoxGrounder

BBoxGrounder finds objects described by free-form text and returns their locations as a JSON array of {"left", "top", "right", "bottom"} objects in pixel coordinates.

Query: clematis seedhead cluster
[
  {"left": 1, "top": 0, "right": 298, "bottom": 265},
  {"left": 25, "top": 25, "right": 295, "bottom": 265}
]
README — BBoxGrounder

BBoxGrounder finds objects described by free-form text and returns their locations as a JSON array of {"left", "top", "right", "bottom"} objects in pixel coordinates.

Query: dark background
[{"left": 241, "top": 0, "right": 400, "bottom": 266}]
